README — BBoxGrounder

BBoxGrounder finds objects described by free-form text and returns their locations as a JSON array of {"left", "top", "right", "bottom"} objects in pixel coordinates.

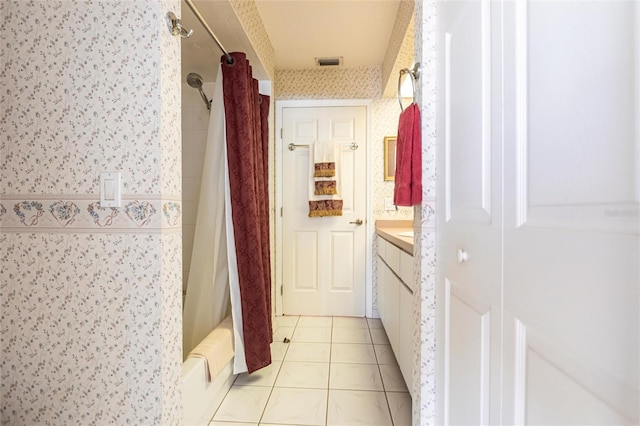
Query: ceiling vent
[{"left": 315, "top": 57, "right": 343, "bottom": 67}]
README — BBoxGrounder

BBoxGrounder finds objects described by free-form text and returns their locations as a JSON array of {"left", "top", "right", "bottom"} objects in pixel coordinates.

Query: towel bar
[{"left": 288, "top": 142, "right": 358, "bottom": 151}]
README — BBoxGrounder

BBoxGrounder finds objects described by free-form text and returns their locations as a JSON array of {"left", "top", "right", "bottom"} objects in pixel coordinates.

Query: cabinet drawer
[
  {"left": 385, "top": 241, "right": 401, "bottom": 275},
  {"left": 399, "top": 250, "right": 414, "bottom": 292},
  {"left": 377, "top": 237, "right": 386, "bottom": 260}
]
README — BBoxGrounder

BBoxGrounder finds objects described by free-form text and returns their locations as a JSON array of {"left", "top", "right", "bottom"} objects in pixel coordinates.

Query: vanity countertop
[{"left": 375, "top": 220, "right": 414, "bottom": 254}]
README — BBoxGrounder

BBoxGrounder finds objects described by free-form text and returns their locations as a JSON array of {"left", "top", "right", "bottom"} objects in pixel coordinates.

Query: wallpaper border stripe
[{"left": 0, "top": 196, "right": 182, "bottom": 231}]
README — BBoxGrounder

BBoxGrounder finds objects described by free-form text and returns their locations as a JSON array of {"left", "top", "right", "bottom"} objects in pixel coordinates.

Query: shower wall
[{"left": 182, "top": 81, "right": 215, "bottom": 295}]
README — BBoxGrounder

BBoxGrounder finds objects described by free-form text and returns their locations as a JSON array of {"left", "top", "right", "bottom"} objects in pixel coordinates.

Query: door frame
[{"left": 275, "top": 99, "right": 373, "bottom": 317}]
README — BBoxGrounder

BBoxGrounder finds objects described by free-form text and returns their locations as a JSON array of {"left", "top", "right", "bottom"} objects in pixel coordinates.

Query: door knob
[
  {"left": 457, "top": 249, "right": 468, "bottom": 263},
  {"left": 349, "top": 219, "right": 363, "bottom": 225}
]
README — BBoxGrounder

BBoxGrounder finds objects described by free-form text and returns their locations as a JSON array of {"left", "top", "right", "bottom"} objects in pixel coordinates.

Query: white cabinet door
[
  {"left": 436, "top": 1, "right": 503, "bottom": 424},
  {"left": 377, "top": 253, "right": 387, "bottom": 324},
  {"left": 385, "top": 266, "right": 400, "bottom": 352},
  {"left": 501, "top": 1, "right": 639, "bottom": 423},
  {"left": 398, "top": 284, "right": 414, "bottom": 395}
]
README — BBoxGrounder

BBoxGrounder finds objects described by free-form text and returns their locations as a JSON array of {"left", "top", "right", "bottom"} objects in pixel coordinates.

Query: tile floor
[{"left": 208, "top": 316, "right": 412, "bottom": 426}]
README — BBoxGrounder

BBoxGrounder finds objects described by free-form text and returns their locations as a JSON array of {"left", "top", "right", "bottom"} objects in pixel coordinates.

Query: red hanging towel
[{"left": 393, "top": 103, "right": 422, "bottom": 206}]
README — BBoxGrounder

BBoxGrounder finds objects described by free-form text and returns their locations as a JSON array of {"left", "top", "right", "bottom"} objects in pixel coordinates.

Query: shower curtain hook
[{"left": 166, "top": 11, "right": 193, "bottom": 38}]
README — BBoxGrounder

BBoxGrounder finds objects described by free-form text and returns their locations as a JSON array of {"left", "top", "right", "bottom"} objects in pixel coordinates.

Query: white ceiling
[
  {"left": 254, "top": 0, "right": 401, "bottom": 70},
  {"left": 180, "top": 0, "right": 402, "bottom": 83}
]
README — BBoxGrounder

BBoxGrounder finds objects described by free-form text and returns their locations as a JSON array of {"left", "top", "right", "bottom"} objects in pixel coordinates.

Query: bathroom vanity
[{"left": 375, "top": 220, "right": 414, "bottom": 396}]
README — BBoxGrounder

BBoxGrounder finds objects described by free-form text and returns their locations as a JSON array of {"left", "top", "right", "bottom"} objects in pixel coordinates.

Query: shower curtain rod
[{"left": 183, "top": 0, "right": 234, "bottom": 64}]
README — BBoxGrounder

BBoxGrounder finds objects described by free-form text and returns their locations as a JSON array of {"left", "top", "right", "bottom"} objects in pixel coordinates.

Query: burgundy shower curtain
[{"left": 221, "top": 52, "right": 272, "bottom": 373}]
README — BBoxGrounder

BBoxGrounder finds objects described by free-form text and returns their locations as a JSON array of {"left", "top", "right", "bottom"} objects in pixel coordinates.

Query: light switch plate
[
  {"left": 100, "top": 172, "right": 121, "bottom": 208},
  {"left": 384, "top": 197, "right": 396, "bottom": 211}
]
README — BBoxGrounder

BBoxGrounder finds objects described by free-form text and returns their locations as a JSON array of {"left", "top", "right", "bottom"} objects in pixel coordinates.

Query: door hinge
[
  {"left": 280, "top": 285, "right": 283, "bottom": 296},
  {"left": 280, "top": 128, "right": 283, "bottom": 139},
  {"left": 280, "top": 207, "right": 283, "bottom": 217}
]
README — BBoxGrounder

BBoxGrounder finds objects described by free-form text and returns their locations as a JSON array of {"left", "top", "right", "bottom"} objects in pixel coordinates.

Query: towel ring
[{"left": 398, "top": 63, "right": 421, "bottom": 111}]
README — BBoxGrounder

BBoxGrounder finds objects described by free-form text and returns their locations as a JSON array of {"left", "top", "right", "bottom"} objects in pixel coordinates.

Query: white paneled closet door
[
  {"left": 437, "top": 1, "right": 639, "bottom": 425},
  {"left": 436, "top": 1, "right": 504, "bottom": 424},
  {"left": 501, "top": 1, "right": 639, "bottom": 424}
]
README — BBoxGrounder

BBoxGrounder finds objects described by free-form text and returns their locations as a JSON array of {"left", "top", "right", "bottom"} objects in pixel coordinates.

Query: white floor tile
[
  {"left": 379, "top": 364, "right": 408, "bottom": 392},
  {"left": 275, "top": 362, "right": 329, "bottom": 389},
  {"left": 332, "top": 327, "right": 372, "bottom": 344},
  {"left": 386, "top": 391, "right": 412, "bottom": 426},
  {"left": 285, "top": 342, "right": 331, "bottom": 363},
  {"left": 327, "top": 390, "right": 393, "bottom": 426},
  {"left": 329, "top": 363, "right": 384, "bottom": 391},
  {"left": 234, "top": 361, "right": 282, "bottom": 387},
  {"left": 298, "top": 316, "right": 333, "bottom": 328},
  {"left": 261, "top": 387, "right": 328, "bottom": 425},
  {"left": 370, "top": 328, "right": 390, "bottom": 344},
  {"left": 273, "top": 327, "right": 295, "bottom": 342},
  {"left": 292, "top": 327, "right": 332, "bottom": 343},
  {"left": 331, "top": 343, "right": 377, "bottom": 364},
  {"left": 333, "top": 316, "right": 368, "bottom": 328},
  {"left": 373, "top": 344, "right": 398, "bottom": 365},
  {"left": 270, "top": 342, "right": 289, "bottom": 362},
  {"left": 274, "top": 315, "right": 299, "bottom": 328},
  {"left": 367, "top": 318, "right": 383, "bottom": 329},
  {"left": 212, "top": 386, "right": 271, "bottom": 423},
  {"left": 208, "top": 316, "right": 409, "bottom": 426}
]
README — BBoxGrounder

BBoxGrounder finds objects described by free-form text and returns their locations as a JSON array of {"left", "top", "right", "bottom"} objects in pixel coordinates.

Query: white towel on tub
[{"left": 187, "top": 315, "right": 235, "bottom": 382}]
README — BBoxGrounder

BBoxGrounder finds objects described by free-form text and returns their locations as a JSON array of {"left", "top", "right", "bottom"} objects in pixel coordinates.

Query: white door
[
  {"left": 501, "top": 1, "right": 639, "bottom": 424},
  {"left": 281, "top": 105, "right": 367, "bottom": 316},
  {"left": 436, "top": 1, "right": 639, "bottom": 425},
  {"left": 436, "top": 1, "right": 504, "bottom": 423}
]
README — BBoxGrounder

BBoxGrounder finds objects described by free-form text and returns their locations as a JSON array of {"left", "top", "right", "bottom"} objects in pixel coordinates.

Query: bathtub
[{"left": 183, "top": 317, "right": 236, "bottom": 425}]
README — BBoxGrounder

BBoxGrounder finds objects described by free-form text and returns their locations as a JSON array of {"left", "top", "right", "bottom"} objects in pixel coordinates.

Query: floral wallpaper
[
  {"left": 275, "top": 66, "right": 382, "bottom": 100},
  {"left": 0, "top": 1, "right": 178, "bottom": 197},
  {"left": 0, "top": 232, "right": 181, "bottom": 425},
  {"left": 229, "top": 0, "right": 276, "bottom": 80},
  {"left": 382, "top": 0, "right": 416, "bottom": 98},
  {"left": 160, "top": 231, "right": 184, "bottom": 423},
  {"left": 413, "top": 0, "right": 438, "bottom": 425},
  {"left": 161, "top": 0, "right": 183, "bottom": 198},
  {"left": 0, "top": 0, "right": 182, "bottom": 424}
]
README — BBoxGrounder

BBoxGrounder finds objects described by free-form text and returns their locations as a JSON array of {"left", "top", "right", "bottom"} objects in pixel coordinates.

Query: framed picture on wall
[{"left": 384, "top": 136, "right": 397, "bottom": 181}]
